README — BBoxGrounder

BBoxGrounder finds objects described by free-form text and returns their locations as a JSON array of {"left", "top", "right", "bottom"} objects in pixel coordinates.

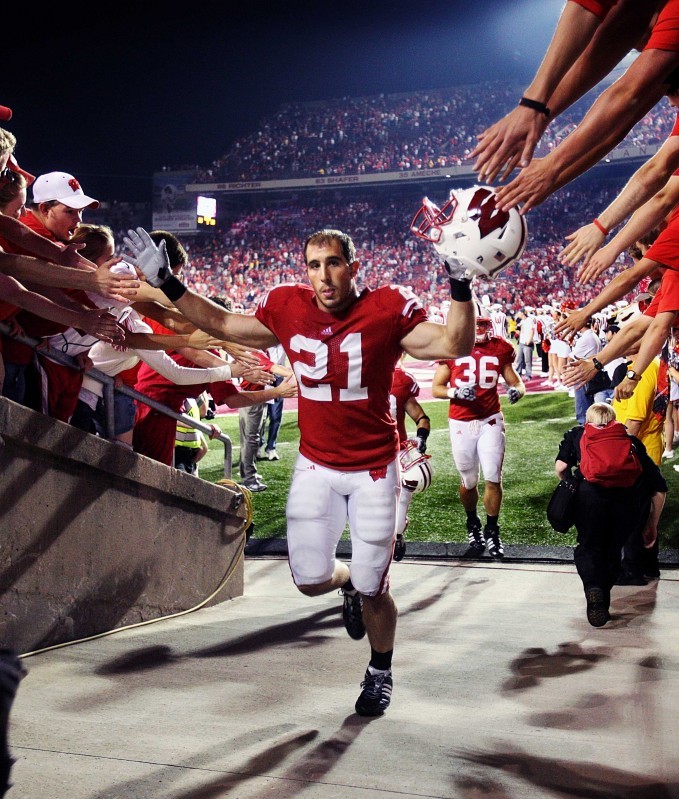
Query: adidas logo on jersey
[{"left": 321, "top": 326, "right": 333, "bottom": 335}]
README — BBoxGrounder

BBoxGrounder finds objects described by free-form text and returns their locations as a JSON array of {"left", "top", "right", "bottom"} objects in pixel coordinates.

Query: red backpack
[{"left": 579, "top": 421, "right": 642, "bottom": 488}]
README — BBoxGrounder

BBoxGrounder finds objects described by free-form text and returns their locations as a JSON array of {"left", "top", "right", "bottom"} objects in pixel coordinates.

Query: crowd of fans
[
  {"left": 164, "top": 177, "right": 633, "bottom": 319},
  {"left": 185, "top": 80, "right": 676, "bottom": 182},
  {"left": 150, "top": 77, "right": 676, "bottom": 324}
]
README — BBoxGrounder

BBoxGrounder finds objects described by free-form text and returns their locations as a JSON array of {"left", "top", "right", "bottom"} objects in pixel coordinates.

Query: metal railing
[{"left": 0, "top": 323, "right": 233, "bottom": 478}]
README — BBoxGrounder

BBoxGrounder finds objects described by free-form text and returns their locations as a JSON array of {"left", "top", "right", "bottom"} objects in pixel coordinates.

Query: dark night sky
[{"left": 4, "top": 1, "right": 564, "bottom": 203}]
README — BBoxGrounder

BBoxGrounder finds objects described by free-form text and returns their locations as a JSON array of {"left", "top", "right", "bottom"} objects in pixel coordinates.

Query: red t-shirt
[
  {"left": 255, "top": 283, "right": 427, "bottom": 471},
  {"left": 645, "top": 0, "right": 679, "bottom": 52},
  {"left": 645, "top": 211, "right": 679, "bottom": 271},
  {"left": 1, "top": 212, "right": 93, "bottom": 364},
  {"left": 644, "top": 269, "right": 679, "bottom": 317},
  {"left": 570, "top": 0, "right": 617, "bottom": 21},
  {"left": 442, "top": 335, "right": 515, "bottom": 422}
]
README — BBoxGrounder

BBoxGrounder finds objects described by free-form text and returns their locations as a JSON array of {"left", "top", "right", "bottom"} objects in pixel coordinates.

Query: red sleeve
[
  {"left": 210, "top": 381, "right": 239, "bottom": 405},
  {"left": 569, "top": 0, "right": 617, "bottom": 21},
  {"left": 240, "top": 350, "right": 274, "bottom": 391},
  {"left": 645, "top": 0, "right": 679, "bottom": 52},
  {"left": 671, "top": 112, "right": 679, "bottom": 137},
  {"left": 143, "top": 317, "right": 175, "bottom": 336},
  {"left": 645, "top": 214, "right": 679, "bottom": 271}
]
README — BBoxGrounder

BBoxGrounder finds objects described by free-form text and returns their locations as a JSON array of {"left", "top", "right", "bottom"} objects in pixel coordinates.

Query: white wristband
[
  {"left": 446, "top": 387, "right": 456, "bottom": 399},
  {"left": 207, "top": 364, "right": 232, "bottom": 382}
]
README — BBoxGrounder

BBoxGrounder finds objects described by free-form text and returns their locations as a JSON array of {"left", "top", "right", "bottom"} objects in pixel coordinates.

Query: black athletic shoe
[
  {"left": 393, "top": 533, "right": 406, "bottom": 562},
  {"left": 485, "top": 526, "right": 504, "bottom": 559},
  {"left": 355, "top": 668, "right": 393, "bottom": 716},
  {"left": 466, "top": 517, "right": 486, "bottom": 554},
  {"left": 341, "top": 589, "right": 365, "bottom": 640},
  {"left": 585, "top": 587, "right": 610, "bottom": 627}
]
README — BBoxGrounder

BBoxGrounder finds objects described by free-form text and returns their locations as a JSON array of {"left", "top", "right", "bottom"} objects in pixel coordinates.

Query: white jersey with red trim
[
  {"left": 489, "top": 309, "right": 507, "bottom": 339},
  {"left": 442, "top": 335, "right": 515, "bottom": 421},
  {"left": 255, "top": 283, "right": 427, "bottom": 471}
]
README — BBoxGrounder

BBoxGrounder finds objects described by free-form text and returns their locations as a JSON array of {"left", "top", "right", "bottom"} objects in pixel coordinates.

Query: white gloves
[
  {"left": 441, "top": 256, "right": 471, "bottom": 283},
  {"left": 448, "top": 385, "right": 476, "bottom": 401},
  {"left": 507, "top": 387, "right": 522, "bottom": 404},
  {"left": 123, "top": 227, "right": 172, "bottom": 287}
]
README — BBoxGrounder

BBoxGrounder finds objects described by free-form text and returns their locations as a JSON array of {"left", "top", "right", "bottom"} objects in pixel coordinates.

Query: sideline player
[
  {"left": 124, "top": 225, "right": 475, "bottom": 717},
  {"left": 431, "top": 310, "right": 525, "bottom": 559},
  {"left": 390, "top": 354, "right": 431, "bottom": 562}
]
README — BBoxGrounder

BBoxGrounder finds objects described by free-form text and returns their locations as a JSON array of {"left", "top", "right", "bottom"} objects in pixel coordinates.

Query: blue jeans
[
  {"left": 265, "top": 398, "right": 283, "bottom": 451},
  {"left": 515, "top": 343, "right": 534, "bottom": 378},
  {"left": 575, "top": 386, "right": 594, "bottom": 425}
]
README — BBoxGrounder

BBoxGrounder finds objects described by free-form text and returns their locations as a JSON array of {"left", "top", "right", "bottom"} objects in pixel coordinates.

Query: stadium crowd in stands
[
  {"left": 188, "top": 81, "right": 676, "bottom": 182},
  {"left": 159, "top": 181, "right": 636, "bottom": 317}
]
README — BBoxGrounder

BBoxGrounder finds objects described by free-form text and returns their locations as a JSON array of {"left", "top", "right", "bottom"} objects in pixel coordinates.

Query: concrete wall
[{"left": 0, "top": 398, "right": 246, "bottom": 655}]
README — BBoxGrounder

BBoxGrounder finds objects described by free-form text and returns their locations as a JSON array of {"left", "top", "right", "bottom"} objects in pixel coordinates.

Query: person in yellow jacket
[{"left": 175, "top": 392, "right": 217, "bottom": 476}]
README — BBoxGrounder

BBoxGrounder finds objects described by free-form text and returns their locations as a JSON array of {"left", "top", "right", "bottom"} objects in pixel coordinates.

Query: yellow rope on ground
[{"left": 20, "top": 483, "right": 253, "bottom": 660}]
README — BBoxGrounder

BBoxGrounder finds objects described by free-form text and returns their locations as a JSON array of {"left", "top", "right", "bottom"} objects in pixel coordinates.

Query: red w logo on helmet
[{"left": 466, "top": 187, "right": 510, "bottom": 238}]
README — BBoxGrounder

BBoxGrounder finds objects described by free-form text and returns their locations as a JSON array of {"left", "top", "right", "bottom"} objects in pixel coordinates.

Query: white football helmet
[
  {"left": 616, "top": 302, "right": 642, "bottom": 327},
  {"left": 473, "top": 296, "right": 493, "bottom": 343},
  {"left": 411, "top": 185, "right": 528, "bottom": 280},
  {"left": 475, "top": 315, "right": 493, "bottom": 343},
  {"left": 399, "top": 440, "right": 434, "bottom": 494}
]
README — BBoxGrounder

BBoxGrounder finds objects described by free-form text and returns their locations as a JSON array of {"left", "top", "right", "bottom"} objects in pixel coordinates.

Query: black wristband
[
  {"left": 160, "top": 275, "right": 187, "bottom": 302},
  {"left": 592, "top": 357, "right": 604, "bottom": 371},
  {"left": 414, "top": 414, "right": 430, "bottom": 425},
  {"left": 448, "top": 278, "right": 472, "bottom": 302},
  {"left": 519, "top": 96, "right": 550, "bottom": 118},
  {"left": 416, "top": 426, "right": 430, "bottom": 441}
]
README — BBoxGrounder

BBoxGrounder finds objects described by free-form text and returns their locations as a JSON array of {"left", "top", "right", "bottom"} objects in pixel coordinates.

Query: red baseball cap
[{"left": 7, "top": 154, "right": 36, "bottom": 186}]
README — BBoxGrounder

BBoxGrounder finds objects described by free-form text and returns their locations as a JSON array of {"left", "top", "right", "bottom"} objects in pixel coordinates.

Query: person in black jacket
[
  {"left": 555, "top": 402, "right": 667, "bottom": 627},
  {"left": 0, "top": 649, "right": 25, "bottom": 798}
]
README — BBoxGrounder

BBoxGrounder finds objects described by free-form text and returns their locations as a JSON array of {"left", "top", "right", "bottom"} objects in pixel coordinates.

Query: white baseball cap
[{"left": 32, "top": 171, "right": 99, "bottom": 209}]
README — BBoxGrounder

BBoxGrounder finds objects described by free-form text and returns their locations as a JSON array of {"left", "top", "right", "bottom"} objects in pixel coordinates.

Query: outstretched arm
[
  {"left": 0, "top": 274, "right": 122, "bottom": 343},
  {"left": 615, "top": 310, "right": 675, "bottom": 399},
  {"left": 0, "top": 250, "right": 138, "bottom": 303},
  {"left": 472, "top": 1, "right": 604, "bottom": 183},
  {"left": 554, "top": 258, "right": 659, "bottom": 338},
  {"left": 401, "top": 296, "right": 475, "bottom": 361},
  {"left": 124, "top": 227, "right": 277, "bottom": 349},
  {"left": 472, "top": 0, "right": 658, "bottom": 184},
  {"left": 560, "top": 144, "right": 679, "bottom": 274},
  {"left": 496, "top": 46, "right": 679, "bottom": 213},
  {"left": 561, "top": 314, "right": 651, "bottom": 387}
]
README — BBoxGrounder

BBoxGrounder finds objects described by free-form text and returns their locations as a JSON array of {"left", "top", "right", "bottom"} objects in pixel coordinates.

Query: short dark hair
[
  {"left": 627, "top": 243, "right": 643, "bottom": 261},
  {"left": 149, "top": 229, "right": 189, "bottom": 272},
  {"left": 303, "top": 229, "right": 356, "bottom": 265}
]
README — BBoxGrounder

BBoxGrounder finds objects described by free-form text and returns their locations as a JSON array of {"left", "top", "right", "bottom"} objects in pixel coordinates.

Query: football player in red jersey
[
  {"left": 389, "top": 356, "right": 431, "bottom": 562},
  {"left": 124, "top": 225, "right": 475, "bottom": 717},
  {"left": 432, "top": 312, "right": 525, "bottom": 560}
]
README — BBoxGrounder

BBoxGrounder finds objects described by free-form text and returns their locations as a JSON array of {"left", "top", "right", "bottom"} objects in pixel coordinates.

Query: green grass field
[{"left": 199, "top": 393, "right": 679, "bottom": 549}]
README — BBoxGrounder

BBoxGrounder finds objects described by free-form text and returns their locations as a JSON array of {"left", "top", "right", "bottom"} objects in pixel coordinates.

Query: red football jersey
[
  {"left": 390, "top": 366, "right": 419, "bottom": 444},
  {"left": 442, "top": 335, "right": 514, "bottom": 421},
  {"left": 255, "top": 283, "right": 426, "bottom": 470}
]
